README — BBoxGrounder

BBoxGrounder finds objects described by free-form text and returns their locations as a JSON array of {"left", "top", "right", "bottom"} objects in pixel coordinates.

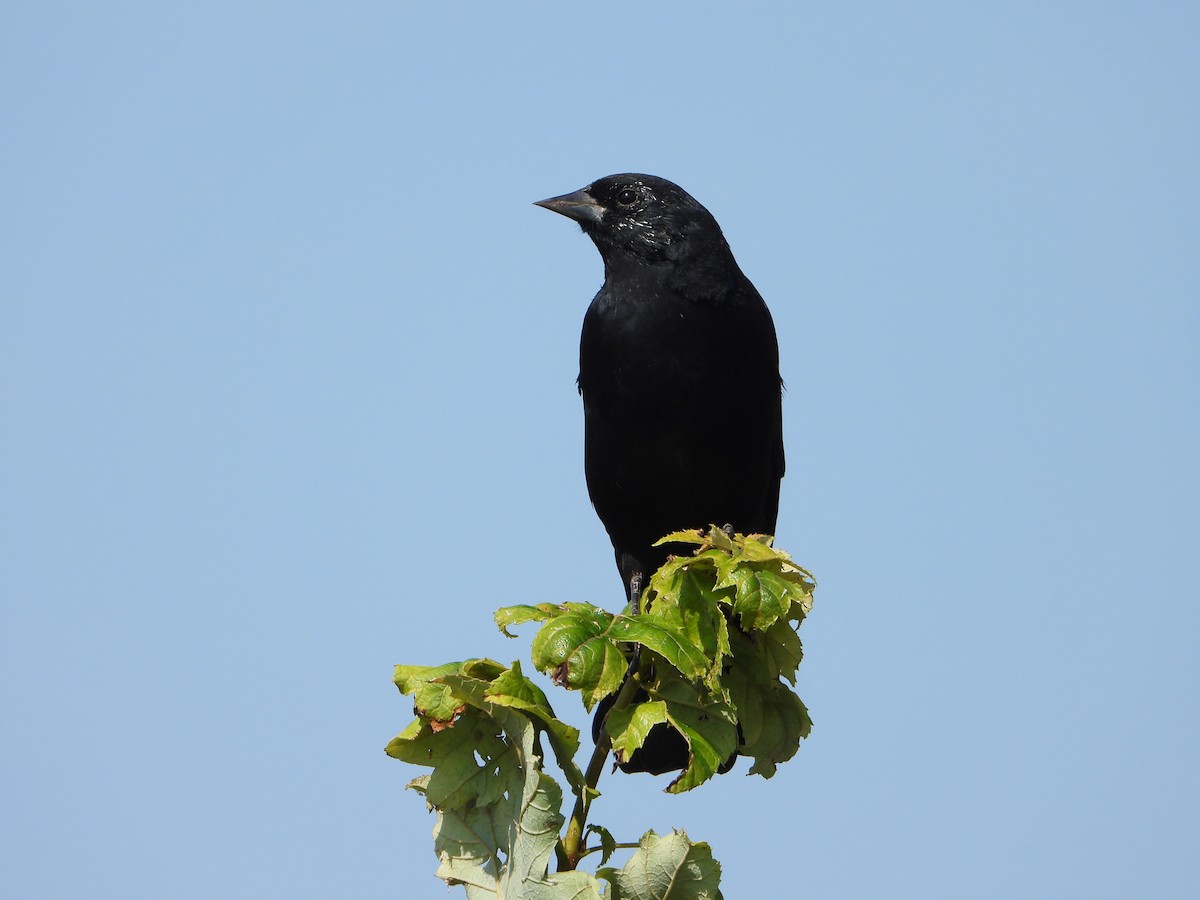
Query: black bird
[{"left": 536, "top": 174, "right": 785, "bottom": 773}]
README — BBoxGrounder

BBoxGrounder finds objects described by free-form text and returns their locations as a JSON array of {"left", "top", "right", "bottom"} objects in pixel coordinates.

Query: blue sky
[{"left": 3, "top": 3, "right": 1197, "bottom": 897}]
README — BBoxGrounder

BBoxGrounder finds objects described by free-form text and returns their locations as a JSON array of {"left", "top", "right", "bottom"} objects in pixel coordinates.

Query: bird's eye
[{"left": 616, "top": 188, "right": 638, "bottom": 206}]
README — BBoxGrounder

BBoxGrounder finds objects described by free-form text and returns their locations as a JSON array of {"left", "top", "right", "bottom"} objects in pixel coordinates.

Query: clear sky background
[{"left": 3, "top": 3, "right": 1197, "bottom": 898}]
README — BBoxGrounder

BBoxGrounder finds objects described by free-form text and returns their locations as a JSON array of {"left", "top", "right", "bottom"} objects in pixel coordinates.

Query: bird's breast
[{"left": 580, "top": 285, "right": 769, "bottom": 410}]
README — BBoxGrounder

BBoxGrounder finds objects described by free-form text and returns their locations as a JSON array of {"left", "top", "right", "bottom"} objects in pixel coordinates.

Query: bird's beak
[{"left": 534, "top": 188, "right": 604, "bottom": 225}]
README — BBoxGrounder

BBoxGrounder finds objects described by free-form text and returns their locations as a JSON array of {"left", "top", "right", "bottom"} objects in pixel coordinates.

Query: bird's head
[{"left": 535, "top": 174, "right": 728, "bottom": 268}]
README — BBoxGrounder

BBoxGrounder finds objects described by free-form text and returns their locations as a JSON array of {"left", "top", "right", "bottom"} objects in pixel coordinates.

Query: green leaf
[
  {"left": 652, "top": 529, "right": 709, "bottom": 547},
  {"left": 726, "top": 567, "right": 793, "bottom": 631},
  {"left": 650, "top": 546, "right": 725, "bottom": 586},
  {"left": 398, "top": 688, "right": 566, "bottom": 897},
  {"left": 486, "top": 660, "right": 583, "bottom": 788},
  {"left": 724, "top": 627, "right": 812, "bottom": 777},
  {"left": 737, "top": 535, "right": 781, "bottom": 561},
  {"left": 600, "top": 830, "right": 723, "bottom": 900},
  {"left": 514, "top": 602, "right": 716, "bottom": 709},
  {"left": 654, "top": 677, "right": 739, "bottom": 795},
  {"left": 387, "top": 707, "right": 509, "bottom": 810},
  {"left": 707, "top": 525, "right": 734, "bottom": 553},
  {"left": 526, "top": 870, "right": 609, "bottom": 900},
  {"left": 607, "top": 615, "right": 712, "bottom": 682},
  {"left": 604, "top": 700, "right": 669, "bottom": 763},
  {"left": 501, "top": 769, "right": 565, "bottom": 898},
  {"left": 394, "top": 661, "right": 471, "bottom": 723},
  {"left": 527, "top": 604, "right": 629, "bottom": 709},
  {"left": 759, "top": 617, "right": 805, "bottom": 684},
  {"left": 495, "top": 603, "right": 565, "bottom": 638},
  {"left": 585, "top": 824, "right": 619, "bottom": 866},
  {"left": 411, "top": 774, "right": 507, "bottom": 898},
  {"left": 640, "top": 566, "right": 731, "bottom": 685},
  {"left": 743, "top": 689, "right": 812, "bottom": 779}
]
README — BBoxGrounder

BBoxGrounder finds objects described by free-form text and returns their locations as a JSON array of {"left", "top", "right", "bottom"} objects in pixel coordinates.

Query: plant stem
[{"left": 558, "top": 663, "right": 643, "bottom": 870}]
